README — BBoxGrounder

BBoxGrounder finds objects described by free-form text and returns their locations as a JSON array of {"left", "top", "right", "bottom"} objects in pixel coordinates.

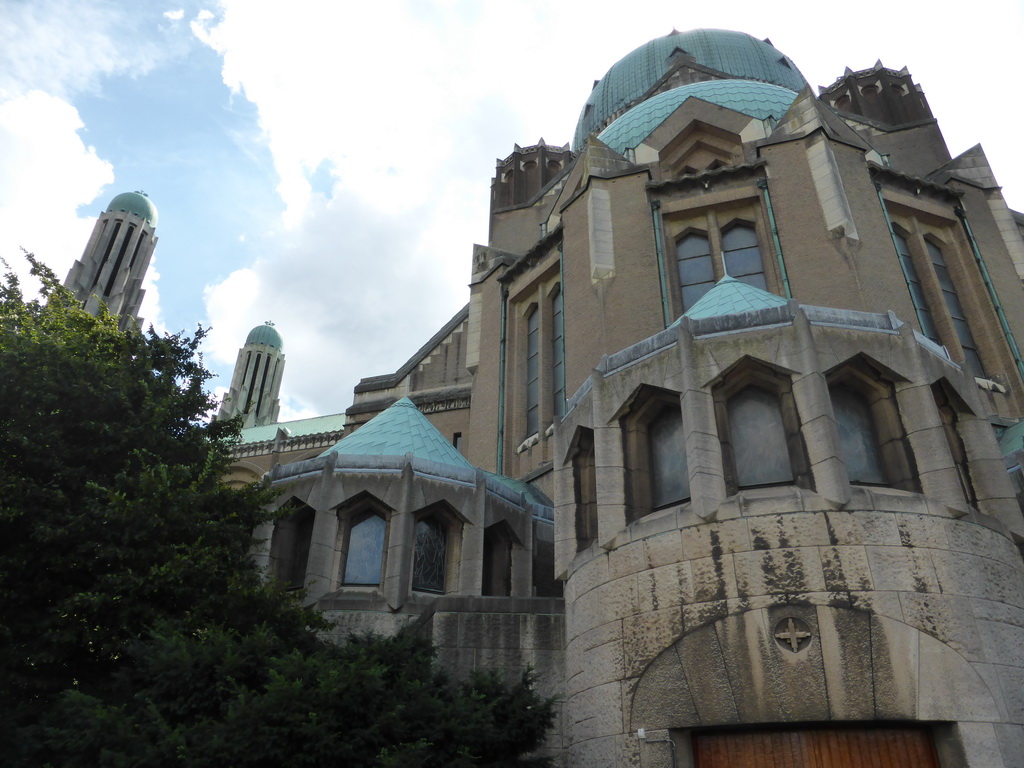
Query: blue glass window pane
[
  {"left": 737, "top": 272, "right": 768, "bottom": 291},
  {"left": 677, "top": 234, "right": 711, "bottom": 260},
  {"left": 725, "top": 246, "right": 762, "bottom": 277},
  {"left": 649, "top": 407, "right": 689, "bottom": 507},
  {"left": 831, "top": 388, "right": 886, "bottom": 484},
  {"left": 728, "top": 388, "right": 793, "bottom": 486},
  {"left": 413, "top": 517, "right": 447, "bottom": 592},
  {"left": 683, "top": 281, "right": 715, "bottom": 308},
  {"left": 526, "top": 306, "right": 540, "bottom": 435},
  {"left": 679, "top": 254, "right": 714, "bottom": 284},
  {"left": 343, "top": 515, "right": 385, "bottom": 585},
  {"left": 721, "top": 226, "right": 758, "bottom": 250},
  {"left": 552, "top": 287, "right": 565, "bottom": 418}
]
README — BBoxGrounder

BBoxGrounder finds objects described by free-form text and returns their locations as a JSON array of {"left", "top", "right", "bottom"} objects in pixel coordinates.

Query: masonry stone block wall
[{"left": 554, "top": 305, "right": 1024, "bottom": 767}]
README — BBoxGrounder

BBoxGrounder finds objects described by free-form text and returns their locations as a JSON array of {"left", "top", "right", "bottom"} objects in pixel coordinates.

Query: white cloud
[
  {"left": 0, "top": 0, "right": 168, "bottom": 100},
  {"left": 191, "top": 0, "right": 1024, "bottom": 418},
  {"left": 164, "top": 9, "right": 185, "bottom": 22},
  {"left": 0, "top": 90, "right": 113, "bottom": 291}
]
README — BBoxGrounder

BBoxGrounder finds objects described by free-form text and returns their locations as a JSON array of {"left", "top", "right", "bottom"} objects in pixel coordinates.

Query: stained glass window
[
  {"left": 342, "top": 515, "right": 385, "bottom": 585},
  {"left": 722, "top": 225, "right": 767, "bottom": 290},
  {"left": 412, "top": 517, "right": 447, "bottom": 593},
  {"left": 893, "top": 231, "right": 938, "bottom": 341},
  {"left": 649, "top": 407, "right": 689, "bottom": 507},
  {"left": 526, "top": 306, "right": 540, "bottom": 435},
  {"left": 728, "top": 387, "right": 793, "bottom": 487},
  {"left": 552, "top": 286, "right": 565, "bottom": 419},
  {"left": 831, "top": 387, "right": 885, "bottom": 484},
  {"left": 677, "top": 233, "right": 715, "bottom": 310},
  {"left": 926, "top": 241, "right": 984, "bottom": 378}
]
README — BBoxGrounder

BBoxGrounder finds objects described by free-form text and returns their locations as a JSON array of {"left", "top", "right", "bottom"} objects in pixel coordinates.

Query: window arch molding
[
  {"left": 269, "top": 498, "right": 316, "bottom": 590},
  {"left": 826, "top": 357, "right": 918, "bottom": 492},
  {"left": 334, "top": 493, "right": 393, "bottom": 589},
  {"left": 566, "top": 426, "right": 597, "bottom": 551},
  {"left": 720, "top": 218, "right": 767, "bottom": 291},
  {"left": 618, "top": 385, "right": 689, "bottom": 523},
  {"left": 410, "top": 502, "right": 463, "bottom": 594},
  {"left": 932, "top": 378, "right": 976, "bottom": 506},
  {"left": 667, "top": 209, "right": 773, "bottom": 318},
  {"left": 713, "top": 359, "right": 811, "bottom": 494},
  {"left": 675, "top": 227, "right": 715, "bottom": 313}
]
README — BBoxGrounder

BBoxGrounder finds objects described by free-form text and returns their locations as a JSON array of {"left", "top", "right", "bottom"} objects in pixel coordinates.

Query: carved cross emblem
[{"left": 774, "top": 617, "right": 811, "bottom": 652}]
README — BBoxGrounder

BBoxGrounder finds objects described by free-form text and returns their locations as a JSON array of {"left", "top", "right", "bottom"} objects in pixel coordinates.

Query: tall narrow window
[
  {"left": 727, "top": 387, "right": 793, "bottom": 487},
  {"left": 893, "top": 231, "right": 938, "bottom": 341},
  {"left": 831, "top": 386, "right": 885, "bottom": 484},
  {"left": 933, "top": 382, "right": 976, "bottom": 505},
  {"left": 526, "top": 306, "right": 540, "bottom": 436},
  {"left": 552, "top": 286, "right": 565, "bottom": 419},
  {"left": 722, "top": 224, "right": 766, "bottom": 290},
  {"left": 677, "top": 232, "right": 715, "bottom": 310},
  {"left": 926, "top": 240, "right": 984, "bottom": 377},
  {"left": 572, "top": 428, "right": 597, "bottom": 550},
  {"left": 649, "top": 407, "right": 689, "bottom": 507},
  {"left": 270, "top": 504, "right": 315, "bottom": 590},
  {"left": 412, "top": 517, "right": 447, "bottom": 593},
  {"left": 342, "top": 514, "right": 386, "bottom": 585},
  {"left": 482, "top": 524, "right": 512, "bottom": 597}
]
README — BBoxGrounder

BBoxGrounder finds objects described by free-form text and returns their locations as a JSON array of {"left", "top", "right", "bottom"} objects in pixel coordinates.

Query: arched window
[
  {"left": 621, "top": 387, "right": 689, "bottom": 522},
  {"left": 526, "top": 305, "right": 540, "bottom": 436},
  {"left": 572, "top": 428, "right": 597, "bottom": 551},
  {"left": 933, "top": 381, "right": 975, "bottom": 505},
  {"left": 926, "top": 240, "right": 984, "bottom": 378},
  {"left": 482, "top": 523, "right": 513, "bottom": 597},
  {"left": 727, "top": 387, "right": 793, "bottom": 487},
  {"left": 649, "top": 407, "right": 689, "bottom": 508},
  {"left": 341, "top": 514, "right": 386, "bottom": 585},
  {"left": 892, "top": 230, "right": 938, "bottom": 341},
  {"left": 552, "top": 286, "right": 565, "bottom": 419},
  {"left": 827, "top": 358, "right": 917, "bottom": 492},
  {"left": 831, "top": 386, "right": 885, "bottom": 484},
  {"left": 677, "top": 232, "right": 715, "bottom": 311},
  {"left": 715, "top": 360, "right": 810, "bottom": 494},
  {"left": 412, "top": 516, "right": 448, "bottom": 593},
  {"left": 722, "top": 224, "right": 766, "bottom": 290},
  {"left": 270, "top": 502, "right": 315, "bottom": 590}
]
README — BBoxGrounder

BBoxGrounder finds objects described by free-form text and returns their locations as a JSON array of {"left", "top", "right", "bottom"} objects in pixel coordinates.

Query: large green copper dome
[
  {"left": 574, "top": 29, "right": 806, "bottom": 148},
  {"left": 598, "top": 79, "right": 798, "bottom": 154},
  {"left": 246, "top": 322, "right": 283, "bottom": 350},
  {"left": 106, "top": 191, "right": 158, "bottom": 227}
]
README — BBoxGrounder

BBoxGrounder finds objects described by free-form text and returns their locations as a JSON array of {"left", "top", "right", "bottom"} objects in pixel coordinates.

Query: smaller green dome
[
  {"left": 598, "top": 80, "right": 798, "bottom": 154},
  {"left": 107, "top": 191, "right": 158, "bottom": 227},
  {"left": 246, "top": 322, "right": 283, "bottom": 350}
]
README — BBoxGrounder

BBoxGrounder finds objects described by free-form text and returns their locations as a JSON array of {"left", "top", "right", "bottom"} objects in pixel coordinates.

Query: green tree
[{"left": 0, "top": 256, "right": 553, "bottom": 767}]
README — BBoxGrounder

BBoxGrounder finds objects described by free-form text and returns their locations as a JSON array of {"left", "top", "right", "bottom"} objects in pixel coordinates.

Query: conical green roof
[
  {"left": 683, "top": 276, "right": 788, "bottom": 320},
  {"left": 320, "top": 397, "right": 472, "bottom": 468}
]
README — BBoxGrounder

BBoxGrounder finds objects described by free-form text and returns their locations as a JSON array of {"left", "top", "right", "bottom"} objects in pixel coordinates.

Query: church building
[{"left": 97, "top": 28, "right": 1024, "bottom": 767}]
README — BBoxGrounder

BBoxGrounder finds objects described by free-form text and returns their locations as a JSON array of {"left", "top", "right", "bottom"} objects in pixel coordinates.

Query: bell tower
[
  {"left": 217, "top": 321, "right": 286, "bottom": 428},
  {"left": 64, "top": 191, "right": 158, "bottom": 331}
]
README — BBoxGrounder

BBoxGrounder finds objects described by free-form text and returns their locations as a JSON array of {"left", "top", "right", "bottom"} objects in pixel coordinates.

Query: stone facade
[{"left": 227, "top": 29, "right": 1024, "bottom": 767}]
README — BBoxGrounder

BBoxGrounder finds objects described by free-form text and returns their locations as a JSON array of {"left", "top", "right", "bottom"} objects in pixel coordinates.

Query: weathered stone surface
[
  {"left": 898, "top": 592, "right": 984, "bottom": 659},
  {"left": 865, "top": 545, "right": 939, "bottom": 593},
  {"left": 622, "top": 607, "right": 682, "bottom": 677},
  {"left": 870, "top": 614, "right": 919, "bottom": 719},
  {"left": 629, "top": 643, "right": 697, "bottom": 730},
  {"left": 816, "top": 606, "right": 874, "bottom": 719},
  {"left": 918, "top": 632, "right": 1000, "bottom": 721}
]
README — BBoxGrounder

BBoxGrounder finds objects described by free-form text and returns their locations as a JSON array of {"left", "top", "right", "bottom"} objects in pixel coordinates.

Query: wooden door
[{"left": 693, "top": 726, "right": 939, "bottom": 767}]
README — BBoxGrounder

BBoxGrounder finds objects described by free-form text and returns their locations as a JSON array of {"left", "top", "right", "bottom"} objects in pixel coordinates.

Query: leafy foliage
[{"left": 0, "top": 256, "right": 554, "bottom": 767}]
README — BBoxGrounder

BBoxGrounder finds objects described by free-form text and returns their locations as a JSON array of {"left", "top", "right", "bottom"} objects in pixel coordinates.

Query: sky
[{"left": 3, "top": 0, "right": 1023, "bottom": 422}]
